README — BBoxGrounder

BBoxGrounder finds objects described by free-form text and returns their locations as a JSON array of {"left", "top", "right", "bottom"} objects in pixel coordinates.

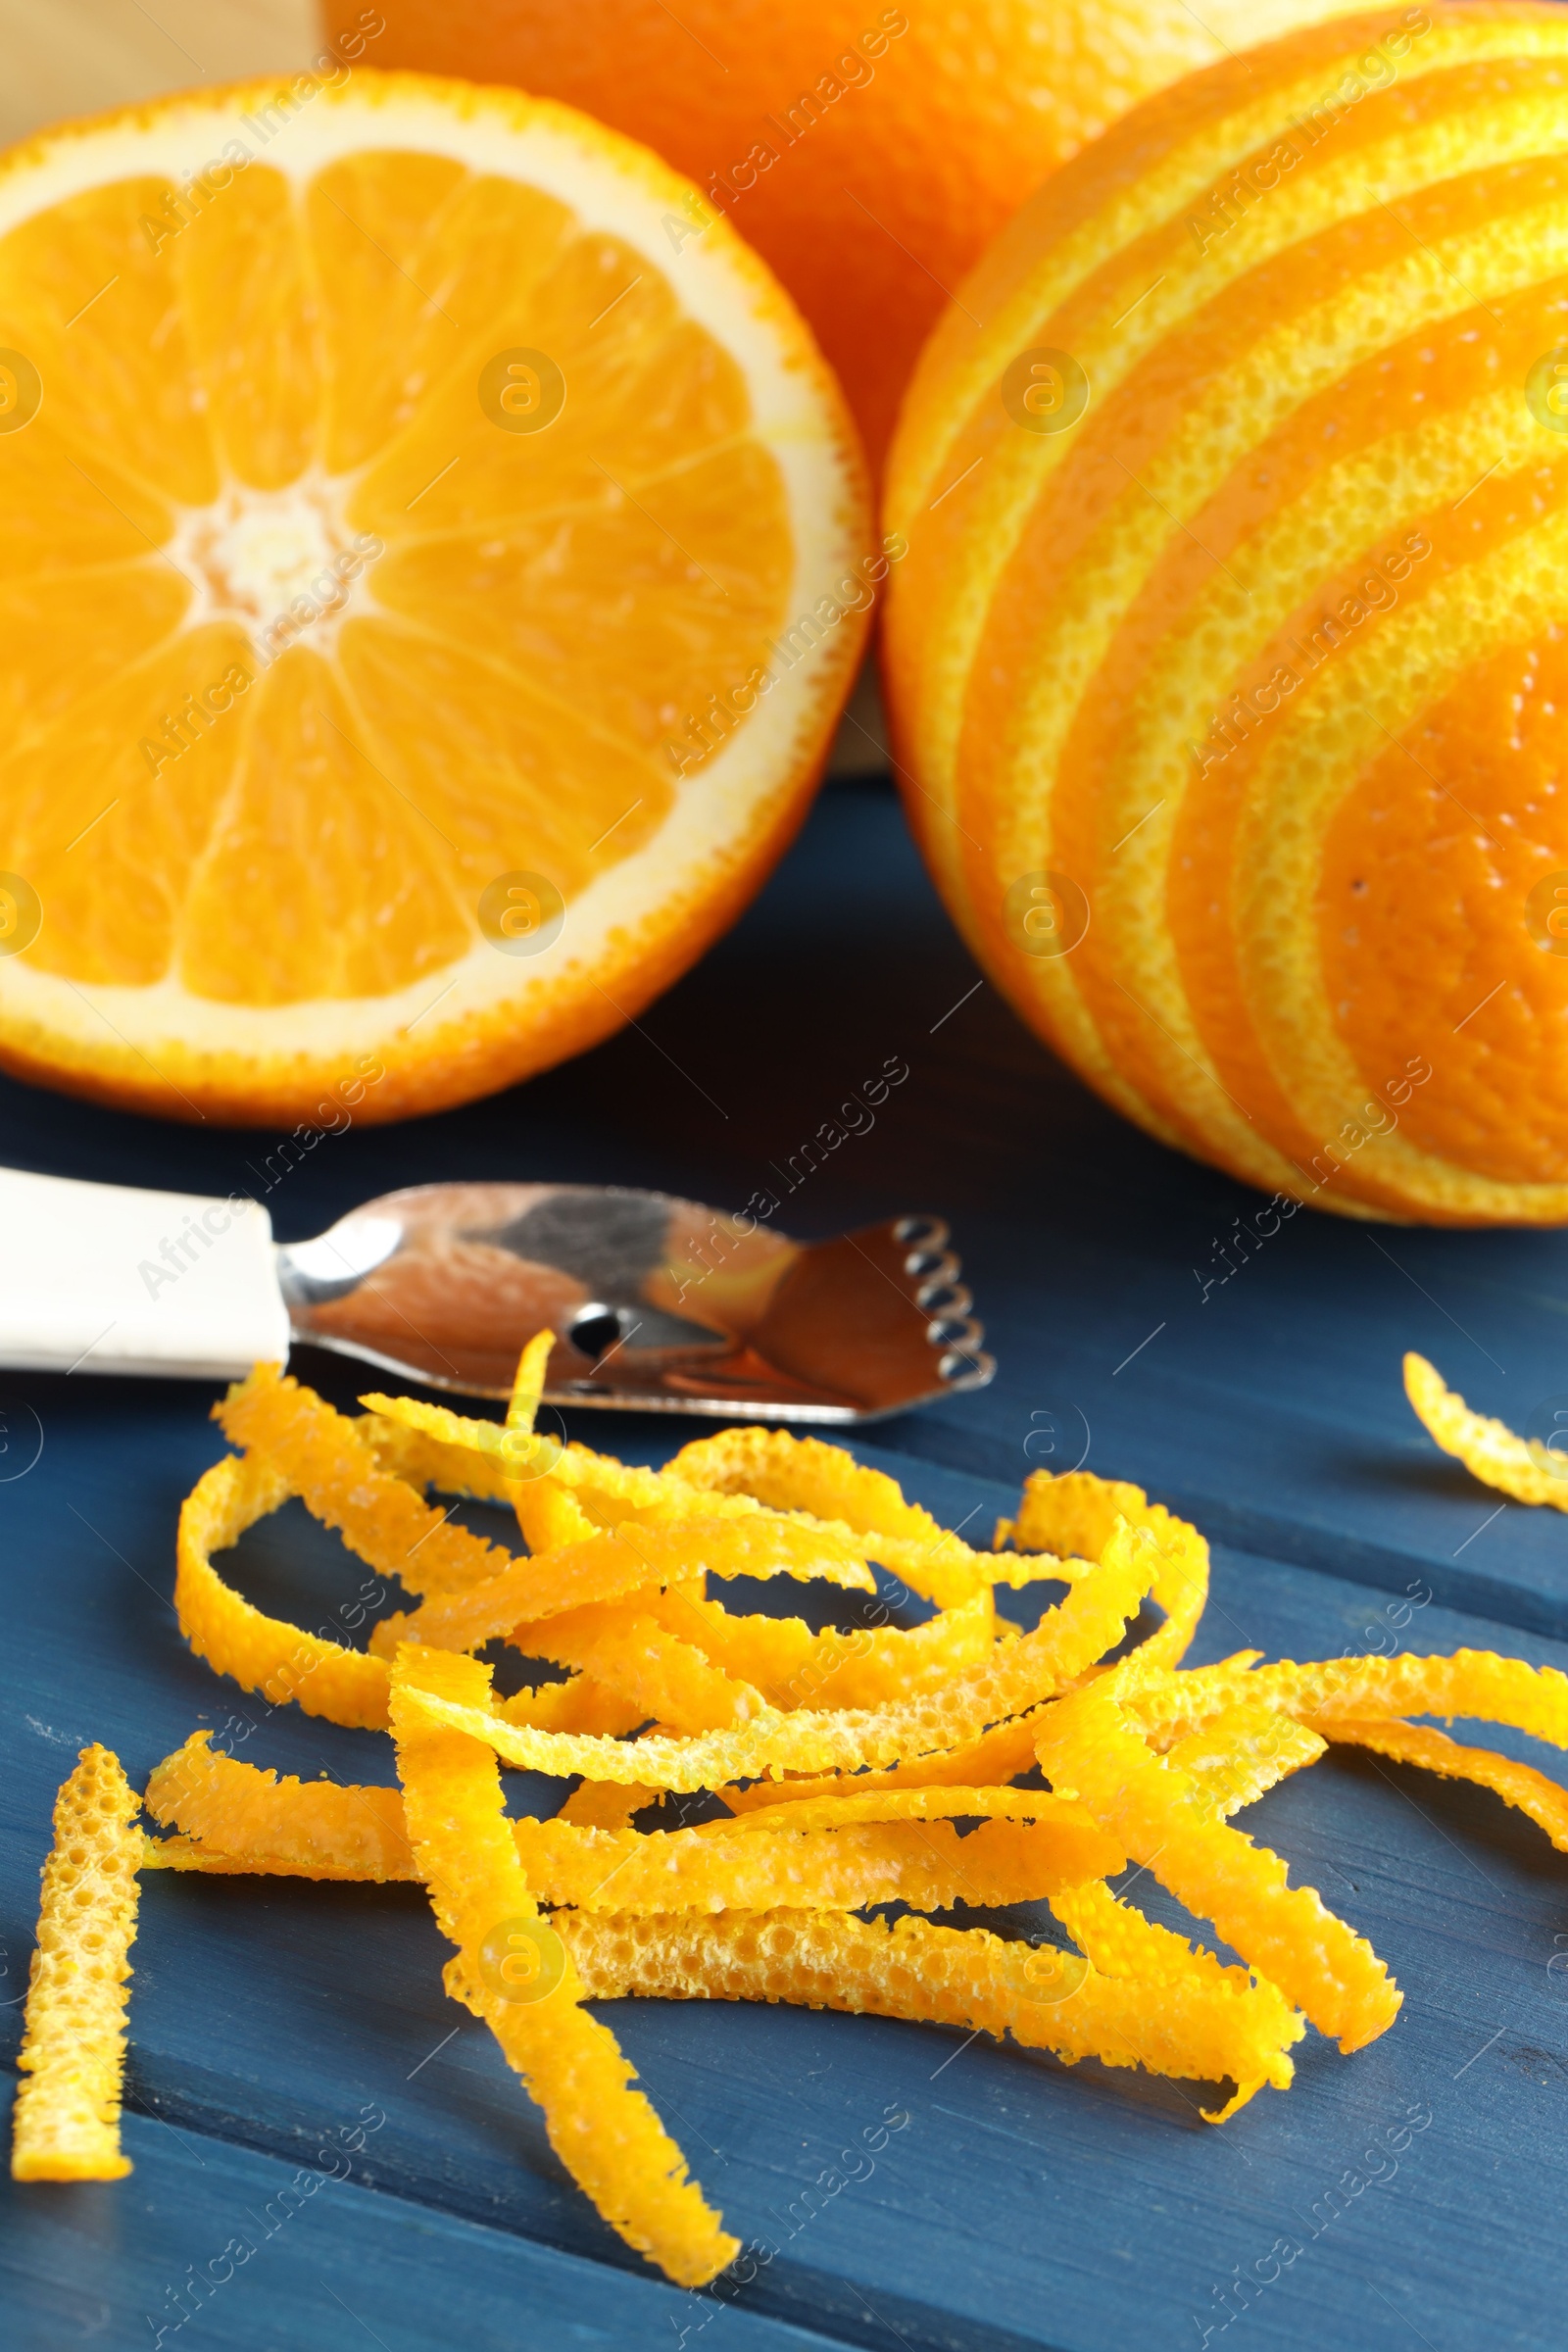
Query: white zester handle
[{"left": 0, "top": 1167, "right": 290, "bottom": 1379}]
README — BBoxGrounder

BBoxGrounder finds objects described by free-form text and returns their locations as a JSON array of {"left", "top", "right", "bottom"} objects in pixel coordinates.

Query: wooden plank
[{"left": 0, "top": 2080, "right": 851, "bottom": 2352}]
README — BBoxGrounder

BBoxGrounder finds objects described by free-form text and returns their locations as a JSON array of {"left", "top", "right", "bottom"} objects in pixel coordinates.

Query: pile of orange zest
[
  {"left": 220, "top": 1367, "right": 515, "bottom": 1597},
  {"left": 44, "top": 1341, "right": 1568, "bottom": 2274},
  {"left": 178, "top": 1450, "right": 392, "bottom": 1730},
  {"left": 12, "top": 1747, "right": 141, "bottom": 2182},
  {"left": 1404, "top": 1351, "right": 1568, "bottom": 1512},
  {"left": 1035, "top": 1685, "right": 1400, "bottom": 2055},
  {"left": 553, "top": 1906, "right": 1300, "bottom": 2107},
  {"left": 388, "top": 1643, "right": 738, "bottom": 2287}
]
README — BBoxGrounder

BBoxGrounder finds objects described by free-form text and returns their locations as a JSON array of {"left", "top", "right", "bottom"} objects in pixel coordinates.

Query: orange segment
[{"left": 0, "top": 72, "right": 869, "bottom": 1125}]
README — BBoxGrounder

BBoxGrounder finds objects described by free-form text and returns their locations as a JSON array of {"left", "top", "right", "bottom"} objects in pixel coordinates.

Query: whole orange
[
  {"left": 884, "top": 2, "right": 1568, "bottom": 1226},
  {"left": 331, "top": 0, "right": 1376, "bottom": 474}
]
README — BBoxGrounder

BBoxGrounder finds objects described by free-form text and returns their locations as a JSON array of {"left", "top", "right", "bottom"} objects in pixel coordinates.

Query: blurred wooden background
[{"left": 0, "top": 0, "right": 318, "bottom": 146}]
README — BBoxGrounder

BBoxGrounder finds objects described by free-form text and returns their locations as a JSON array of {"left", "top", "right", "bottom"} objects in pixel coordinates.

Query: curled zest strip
[
  {"left": 554, "top": 1907, "right": 1300, "bottom": 2101},
  {"left": 510, "top": 1601, "right": 769, "bottom": 1734},
  {"left": 12, "top": 1746, "right": 141, "bottom": 2182},
  {"left": 389, "top": 1533, "right": 1156, "bottom": 1789},
  {"left": 1404, "top": 1350, "right": 1568, "bottom": 1511},
  {"left": 1313, "top": 1717, "right": 1568, "bottom": 1853},
  {"left": 177, "top": 1450, "right": 392, "bottom": 1731},
  {"left": 219, "top": 1365, "right": 517, "bottom": 1598},
  {"left": 1036, "top": 1687, "right": 1401, "bottom": 2054},
  {"left": 1000, "top": 1470, "right": 1210, "bottom": 1679},
  {"left": 389, "top": 1644, "right": 738, "bottom": 2288},
  {"left": 144, "top": 1734, "right": 415, "bottom": 1881}
]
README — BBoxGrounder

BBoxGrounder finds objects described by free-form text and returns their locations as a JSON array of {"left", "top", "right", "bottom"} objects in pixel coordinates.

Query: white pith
[{"left": 0, "top": 79, "right": 862, "bottom": 1072}]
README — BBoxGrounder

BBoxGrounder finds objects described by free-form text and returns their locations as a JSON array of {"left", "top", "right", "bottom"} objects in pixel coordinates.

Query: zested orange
[
  {"left": 885, "top": 3, "right": 1568, "bottom": 1224},
  {"left": 0, "top": 71, "right": 871, "bottom": 1126}
]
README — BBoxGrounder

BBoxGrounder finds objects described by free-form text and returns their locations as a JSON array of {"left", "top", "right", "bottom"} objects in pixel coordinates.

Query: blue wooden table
[{"left": 3, "top": 773, "right": 1565, "bottom": 2352}]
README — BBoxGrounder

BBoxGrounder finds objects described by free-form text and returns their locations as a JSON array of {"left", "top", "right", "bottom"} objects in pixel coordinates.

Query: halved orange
[{"left": 0, "top": 71, "right": 871, "bottom": 1125}]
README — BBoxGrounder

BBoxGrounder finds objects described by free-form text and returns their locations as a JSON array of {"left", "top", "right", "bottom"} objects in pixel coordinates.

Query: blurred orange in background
[{"left": 335, "top": 0, "right": 1381, "bottom": 472}]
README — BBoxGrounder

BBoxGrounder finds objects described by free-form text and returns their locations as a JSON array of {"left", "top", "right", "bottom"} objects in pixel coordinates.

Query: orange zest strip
[
  {"left": 1314, "top": 1717, "right": 1568, "bottom": 1853},
  {"left": 715, "top": 1710, "right": 1052, "bottom": 1813},
  {"left": 137, "top": 1764, "right": 1117, "bottom": 1911},
  {"left": 1036, "top": 1687, "right": 1401, "bottom": 2055},
  {"left": 555, "top": 1906, "right": 1300, "bottom": 2103},
  {"left": 521, "top": 1814, "right": 1117, "bottom": 1914},
  {"left": 1000, "top": 1469, "right": 1210, "bottom": 1678},
  {"left": 144, "top": 1733, "right": 415, "bottom": 1880},
  {"left": 496, "top": 1676, "right": 647, "bottom": 1737},
  {"left": 389, "top": 1644, "right": 737, "bottom": 2288},
  {"left": 1404, "top": 1351, "right": 1568, "bottom": 1511},
  {"left": 220, "top": 1365, "right": 515, "bottom": 1598},
  {"left": 1143, "top": 1651, "right": 1568, "bottom": 1751},
  {"left": 390, "top": 1532, "right": 1157, "bottom": 1788},
  {"left": 654, "top": 1588, "right": 997, "bottom": 1710},
  {"left": 12, "top": 1747, "right": 141, "bottom": 2182},
  {"left": 507, "top": 1330, "right": 556, "bottom": 1436},
  {"left": 362, "top": 1396, "right": 879, "bottom": 1592},
  {"left": 177, "top": 1451, "right": 390, "bottom": 1730},
  {"left": 1166, "top": 1702, "right": 1328, "bottom": 1819},
  {"left": 709, "top": 1787, "right": 1098, "bottom": 1834},
  {"left": 512, "top": 1601, "right": 768, "bottom": 1734},
  {"left": 667, "top": 1425, "right": 992, "bottom": 1606},
  {"left": 1047, "top": 1880, "right": 1301, "bottom": 2118}
]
